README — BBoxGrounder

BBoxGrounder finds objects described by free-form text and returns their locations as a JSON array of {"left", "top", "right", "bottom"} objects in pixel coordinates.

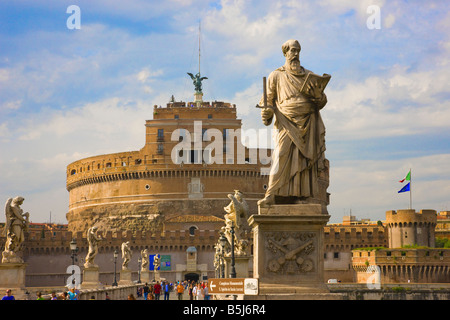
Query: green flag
[{"left": 399, "top": 170, "right": 411, "bottom": 183}]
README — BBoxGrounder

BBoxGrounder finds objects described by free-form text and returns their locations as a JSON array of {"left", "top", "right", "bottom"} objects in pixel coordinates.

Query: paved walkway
[{"left": 135, "top": 286, "right": 212, "bottom": 300}]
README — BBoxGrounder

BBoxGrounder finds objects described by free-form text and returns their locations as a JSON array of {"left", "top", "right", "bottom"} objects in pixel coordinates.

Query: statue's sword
[{"left": 256, "top": 77, "right": 274, "bottom": 126}]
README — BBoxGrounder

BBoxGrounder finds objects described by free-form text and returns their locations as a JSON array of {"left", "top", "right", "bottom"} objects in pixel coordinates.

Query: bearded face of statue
[{"left": 283, "top": 40, "right": 302, "bottom": 73}]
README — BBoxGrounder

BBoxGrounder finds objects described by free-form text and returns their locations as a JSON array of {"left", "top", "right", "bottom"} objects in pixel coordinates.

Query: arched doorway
[{"left": 184, "top": 273, "right": 199, "bottom": 283}]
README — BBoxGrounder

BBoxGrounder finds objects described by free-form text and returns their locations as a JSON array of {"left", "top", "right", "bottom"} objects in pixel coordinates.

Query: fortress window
[
  {"left": 145, "top": 184, "right": 150, "bottom": 190},
  {"left": 208, "top": 114, "right": 212, "bottom": 119},
  {"left": 135, "top": 159, "right": 142, "bottom": 165},
  {"left": 174, "top": 114, "right": 179, "bottom": 119},
  {"left": 106, "top": 162, "right": 112, "bottom": 168},
  {"left": 70, "top": 169, "right": 76, "bottom": 175},
  {"left": 122, "top": 162, "right": 127, "bottom": 166},
  {"left": 334, "top": 252, "right": 339, "bottom": 259},
  {"left": 189, "top": 226, "right": 198, "bottom": 236},
  {"left": 157, "top": 129, "right": 164, "bottom": 141},
  {"left": 157, "top": 144, "right": 164, "bottom": 154}
]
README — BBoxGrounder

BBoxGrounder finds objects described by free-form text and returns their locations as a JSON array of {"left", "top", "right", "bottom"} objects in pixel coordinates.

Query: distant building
[
  {"left": 436, "top": 211, "right": 450, "bottom": 240},
  {"left": 65, "top": 98, "right": 271, "bottom": 235},
  {"left": 352, "top": 209, "right": 450, "bottom": 284}
]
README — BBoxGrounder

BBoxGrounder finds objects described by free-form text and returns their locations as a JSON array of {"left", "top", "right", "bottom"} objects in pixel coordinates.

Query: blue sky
[{"left": 0, "top": 0, "right": 449, "bottom": 224}]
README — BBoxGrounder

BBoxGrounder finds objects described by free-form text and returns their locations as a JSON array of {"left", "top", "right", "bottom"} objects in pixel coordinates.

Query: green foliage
[
  {"left": 353, "top": 247, "right": 386, "bottom": 251},
  {"left": 401, "top": 244, "right": 430, "bottom": 249},
  {"left": 435, "top": 238, "right": 450, "bottom": 248}
]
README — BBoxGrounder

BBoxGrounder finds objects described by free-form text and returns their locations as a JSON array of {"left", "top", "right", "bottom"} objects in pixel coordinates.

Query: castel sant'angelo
[{"left": 65, "top": 81, "right": 277, "bottom": 235}]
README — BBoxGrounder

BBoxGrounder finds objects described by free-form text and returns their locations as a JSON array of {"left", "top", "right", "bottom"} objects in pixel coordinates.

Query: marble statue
[
  {"left": 222, "top": 190, "right": 250, "bottom": 256},
  {"left": 121, "top": 241, "right": 131, "bottom": 270},
  {"left": 153, "top": 253, "right": 160, "bottom": 270},
  {"left": 2, "top": 197, "right": 29, "bottom": 263},
  {"left": 141, "top": 249, "right": 149, "bottom": 271},
  {"left": 84, "top": 226, "right": 102, "bottom": 268},
  {"left": 257, "top": 39, "right": 330, "bottom": 207}
]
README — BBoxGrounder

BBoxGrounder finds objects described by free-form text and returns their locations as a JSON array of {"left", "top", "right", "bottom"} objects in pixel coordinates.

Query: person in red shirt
[{"left": 153, "top": 281, "right": 162, "bottom": 300}]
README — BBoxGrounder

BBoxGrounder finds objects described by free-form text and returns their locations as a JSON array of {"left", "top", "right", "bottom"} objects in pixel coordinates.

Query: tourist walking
[
  {"left": 153, "top": 281, "right": 161, "bottom": 300},
  {"left": 68, "top": 288, "right": 78, "bottom": 300},
  {"left": 163, "top": 281, "right": 170, "bottom": 300},
  {"left": 2, "top": 289, "right": 15, "bottom": 300},
  {"left": 143, "top": 283, "right": 150, "bottom": 300},
  {"left": 188, "top": 282, "right": 194, "bottom": 300},
  {"left": 196, "top": 283, "right": 203, "bottom": 300},
  {"left": 177, "top": 281, "right": 184, "bottom": 300}
]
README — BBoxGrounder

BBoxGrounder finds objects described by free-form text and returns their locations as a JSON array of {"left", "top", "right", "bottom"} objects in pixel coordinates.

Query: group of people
[
  {"left": 186, "top": 280, "right": 210, "bottom": 300},
  {"left": 2, "top": 280, "right": 211, "bottom": 300},
  {"left": 1, "top": 287, "right": 87, "bottom": 300},
  {"left": 137, "top": 281, "right": 172, "bottom": 300},
  {"left": 134, "top": 280, "right": 210, "bottom": 300}
]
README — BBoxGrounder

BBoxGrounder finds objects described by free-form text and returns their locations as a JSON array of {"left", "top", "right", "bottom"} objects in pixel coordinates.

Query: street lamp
[
  {"left": 112, "top": 249, "right": 118, "bottom": 286},
  {"left": 69, "top": 238, "right": 78, "bottom": 286},
  {"left": 137, "top": 258, "right": 142, "bottom": 284},
  {"left": 219, "top": 233, "right": 227, "bottom": 278},
  {"left": 229, "top": 222, "right": 236, "bottom": 279}
]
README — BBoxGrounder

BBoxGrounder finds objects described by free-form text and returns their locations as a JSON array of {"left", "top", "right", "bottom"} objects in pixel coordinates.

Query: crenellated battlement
[
  {"left": 386, "top": 209, "right": 437, "bottom": 226},
  {"left": 0, "top": 228, "right": 222, "bottom": 255},
  {"left": 324, "top": 226, "right": 387, "bottom": 249}
]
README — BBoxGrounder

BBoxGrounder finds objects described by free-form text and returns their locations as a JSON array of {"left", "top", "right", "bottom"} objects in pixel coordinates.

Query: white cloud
[
  {"left": 0, "top": 69, "right": 9, "bottom": 82},
  {"left": 328, "top": 154, "right": 450, "bottom": 222},
  {"left": 1, "top": 0, "right": 449, "bottom": 224}
]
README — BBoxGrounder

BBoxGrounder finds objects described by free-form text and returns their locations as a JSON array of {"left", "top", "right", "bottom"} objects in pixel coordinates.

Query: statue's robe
[{"left": 261, "top": 65, "right": 327, "bottom": 200}]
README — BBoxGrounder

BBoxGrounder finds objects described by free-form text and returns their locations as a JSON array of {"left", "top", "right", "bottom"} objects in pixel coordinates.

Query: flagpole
[{"left": 409, "top": 168, "right": 412, "bottom": 209}]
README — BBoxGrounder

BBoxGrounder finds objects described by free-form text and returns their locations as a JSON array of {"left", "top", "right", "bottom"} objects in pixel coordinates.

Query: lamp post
[
  {"left": 112, "top": 249, "right": 118, "bottom": 286},
  {"left": 229, "top": 222, "right": 236, "bottom": 279},
  {"left": 69, "top": 238, "right": 78, "bottom": 286},
  {"left": 137, "top": 258, "right": 142, "bottom": 284},
  {"left": 219, "top": 233, "right": 227, "bottom": 278},
  {"left": 70, "top": 238, "right": 78, "bottom": 265}
]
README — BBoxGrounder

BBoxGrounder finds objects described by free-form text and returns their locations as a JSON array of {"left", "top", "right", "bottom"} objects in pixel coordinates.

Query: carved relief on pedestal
[{"left": 265, "top": 231, "right": 316, "bottom": 275}]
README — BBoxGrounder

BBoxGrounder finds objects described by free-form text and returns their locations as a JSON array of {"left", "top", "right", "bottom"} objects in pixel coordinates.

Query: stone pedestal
[
  {"left": 194, "top": 92, "right": 203, "bottom": 106},
  {"left": 0, "top": 263, "right": 28, "bottom": 299},
  {"left": 224, "top": 255, "right": 251, "bottom": 278},
  {"left": 141, "top": 270, "right": 151, "bottom": 284},
  {"left": 153, "top": 270, "right": 161, "bottom": 282},
  {"left": 248, "top": 204, "right": 330, "bottom": 295},
  {"left": 81, "top": 267, "right": 102, "bottom": 289},
  {"left": 119, "top": 269, "right": 133, "bottom": 285}
]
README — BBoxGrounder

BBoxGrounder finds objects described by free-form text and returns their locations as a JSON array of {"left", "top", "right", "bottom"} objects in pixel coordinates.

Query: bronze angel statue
[{"left": 187, "top": 72, "right": 208, "bottom": 93}]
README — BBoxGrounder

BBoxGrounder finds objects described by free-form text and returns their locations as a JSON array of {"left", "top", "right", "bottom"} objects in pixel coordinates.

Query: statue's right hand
[{"left": 261, "top": 108, "right": 274, "bottom": 121}]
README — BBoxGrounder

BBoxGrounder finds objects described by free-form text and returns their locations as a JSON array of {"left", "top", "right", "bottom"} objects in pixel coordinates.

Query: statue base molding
[
  {"left": 0, "top": 263, "right": 28, "bottom": 299},
  {"left": 119, "top": 269, "right": 133, "bottom": 285},
  {"left": 81, "top": 266, "right": 103, "bottom": 289},
  {"left": 248, "top": 203, "right": 330, "bottom": 295},
  {"left": 141, "top": 270, "right": 151, "bottom": 284},
  {"left": 224, "top": 255, "right": 251, "bottom": 278},
  {"left": 153, "top": 271, "right": 161, "bottom": 282}
]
